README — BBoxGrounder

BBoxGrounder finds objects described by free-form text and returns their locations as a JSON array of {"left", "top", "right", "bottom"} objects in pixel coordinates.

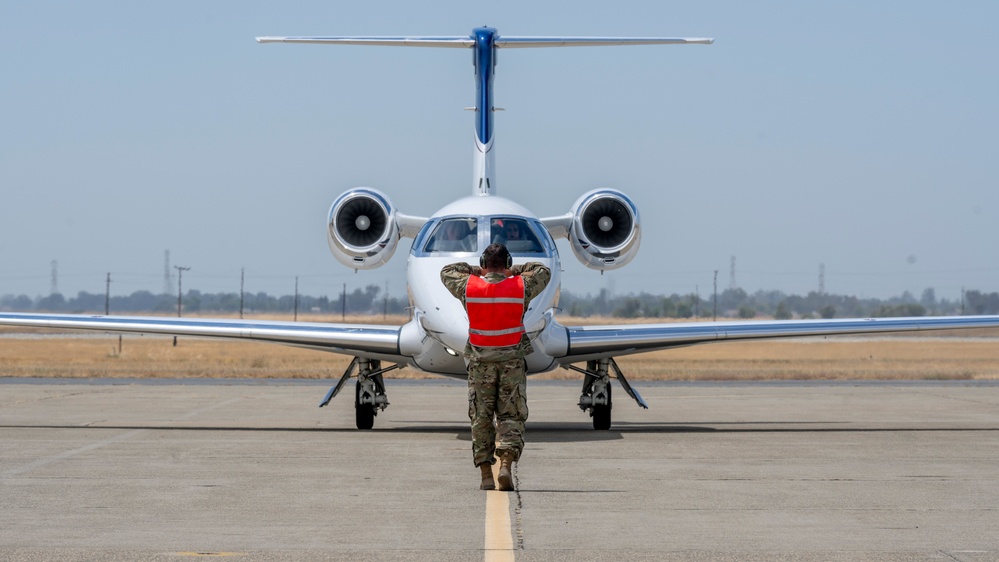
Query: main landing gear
[
  {"left": 570, "top": 357, "right": 648, "bottom": 430},
  {"left": 320, "top": 357, "right": 402, "bottom": 430}
]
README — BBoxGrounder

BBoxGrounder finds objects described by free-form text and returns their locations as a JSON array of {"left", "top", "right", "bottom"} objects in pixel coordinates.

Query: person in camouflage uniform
[{"left": 441, "top": 243, "right": 551, "bottom": 491}]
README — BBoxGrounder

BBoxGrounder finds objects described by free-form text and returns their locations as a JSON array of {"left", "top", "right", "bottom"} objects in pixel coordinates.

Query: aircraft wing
[
  {"left": 0, "top": 312, "right": 405, "bottom": 362},
  {"left": 557, "top": 315, "right": 999, "bottom": 364}
]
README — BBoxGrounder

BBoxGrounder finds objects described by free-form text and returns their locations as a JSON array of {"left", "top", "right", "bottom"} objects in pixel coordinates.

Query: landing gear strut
[
  {"left": 571, "top": 357, "right": 648, "bottom": 430},
  {"left": 320, "top": 357, "right": 400, "bottom": 429}
]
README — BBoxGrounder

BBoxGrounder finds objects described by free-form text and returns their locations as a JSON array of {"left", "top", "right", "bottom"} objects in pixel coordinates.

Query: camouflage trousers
[{"left": 467, "top": 358, "right": 528, "bottom": 467}]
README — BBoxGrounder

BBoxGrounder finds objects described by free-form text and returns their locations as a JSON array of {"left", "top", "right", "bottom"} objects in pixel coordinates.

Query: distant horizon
[
  {"left": 4, "top": 277, "right": 991, "bottom": 307},
  {"left": 0, "top": 248, "right": 999, "bottom": 300}
]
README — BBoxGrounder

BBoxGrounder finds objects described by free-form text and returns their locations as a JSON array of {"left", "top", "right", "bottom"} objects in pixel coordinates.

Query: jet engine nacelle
[
  {"left": 568, "top": 189, "right": 641, "bottom": 271},
  {"left": 327, "top": 188, "right": 400, "bottom": 270}
]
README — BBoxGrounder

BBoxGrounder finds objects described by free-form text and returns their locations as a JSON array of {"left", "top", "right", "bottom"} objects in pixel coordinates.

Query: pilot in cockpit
[
  {"left": 444, "top": 220, "right": 469, "bottom": 241},
  {"left": 491, "top": 219, "right": 540, "bottom": 253},
  {"left": 429, "top": 219, "right": 475, "bottom": 252},
  {"left": 502, "top": 221, "right": 523, "bottom": 241}
]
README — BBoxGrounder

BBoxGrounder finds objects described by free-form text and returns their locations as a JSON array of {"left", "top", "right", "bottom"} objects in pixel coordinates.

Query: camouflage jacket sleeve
[
  {"left": 440, "top": 262, "right": 477, "bottom": 305},
  {"left": 511, "top": 262, "right": 552, "bottom": 305}
]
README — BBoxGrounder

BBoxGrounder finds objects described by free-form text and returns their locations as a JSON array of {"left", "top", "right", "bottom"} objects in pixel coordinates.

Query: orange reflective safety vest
[{"left": 465, "top": 275, "right": 526, "bottom": 347}]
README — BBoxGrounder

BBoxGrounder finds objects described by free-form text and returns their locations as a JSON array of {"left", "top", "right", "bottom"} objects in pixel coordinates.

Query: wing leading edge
[
  {"left": 0, "top": 313, "right": 405, "bottom": 362},
  {"left": 557, "top": 315, "right": 999, "bottom": 364}
]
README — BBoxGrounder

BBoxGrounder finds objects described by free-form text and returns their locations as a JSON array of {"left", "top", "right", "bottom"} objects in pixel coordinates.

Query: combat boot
[
  {"left": 497, "top": 453, "right": 515, "bottom": 491},
  {"left": 479, "top": 463, "right": 495, "bottom": 490}
]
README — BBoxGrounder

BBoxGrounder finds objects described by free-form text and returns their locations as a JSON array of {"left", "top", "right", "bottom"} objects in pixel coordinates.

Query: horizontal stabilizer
[
  {"left": 255, "top": 36, "right": 714, "bottom": 48},
  {"left": 495, "top": 37, "right": 714, "bottom": 47},
  {"left": 255, "top": 36, "right": 473, "bottom": 47}
]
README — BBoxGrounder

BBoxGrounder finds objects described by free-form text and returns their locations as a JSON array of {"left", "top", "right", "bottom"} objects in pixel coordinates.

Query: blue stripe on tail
[{"left": 472, "top": 27, "right": 496, "bottom": 145}]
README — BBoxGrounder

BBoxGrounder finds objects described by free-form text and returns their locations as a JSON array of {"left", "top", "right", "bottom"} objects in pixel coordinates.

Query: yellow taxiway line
[{"left": 484, "top": 463, "right": 515, "bottom": 562}]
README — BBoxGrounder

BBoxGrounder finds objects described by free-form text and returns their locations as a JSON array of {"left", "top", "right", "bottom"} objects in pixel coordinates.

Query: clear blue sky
[{"left": 2, "top": 1, "right": 997, "bottom": 302}]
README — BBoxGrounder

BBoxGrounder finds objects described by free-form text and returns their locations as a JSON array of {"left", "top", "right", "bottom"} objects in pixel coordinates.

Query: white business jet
[{"left": 3, "top": 28, "right": 999, "bottom": 430}]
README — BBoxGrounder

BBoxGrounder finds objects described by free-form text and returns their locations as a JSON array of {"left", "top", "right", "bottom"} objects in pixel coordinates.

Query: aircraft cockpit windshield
[
  {"left": 490, "top": 217, "right": 544, "bottom": 254},
  {"left": 417, "top": 216, "right": 551, "bottom": 256},
  {"left": 424, "top": 218, "right": 477, "bottom": 253}
]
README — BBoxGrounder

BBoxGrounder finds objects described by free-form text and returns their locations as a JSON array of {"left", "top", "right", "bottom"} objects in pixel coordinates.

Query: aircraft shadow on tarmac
[
  {"left": 0, "top": 422, "right": 625, "bottom": 442},
  {"left": 3, "top": 421, "right": 994, "bottom": 440}
]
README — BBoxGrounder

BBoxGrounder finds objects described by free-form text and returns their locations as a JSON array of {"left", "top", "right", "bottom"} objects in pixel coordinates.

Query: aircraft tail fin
[{"left": 257, "top": 30, "right": 713, "bottom": 197}]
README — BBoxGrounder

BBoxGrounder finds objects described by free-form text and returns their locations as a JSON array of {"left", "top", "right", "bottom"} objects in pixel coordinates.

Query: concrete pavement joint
[
  {"left": 1, "top": 396, "right": 242, "bottom": 479},
  {"left": 1, "top": 427, "right": 147, "bottom": 479},
  {"left": 514, "top": 462, "right": 524, "bottom": 550}
]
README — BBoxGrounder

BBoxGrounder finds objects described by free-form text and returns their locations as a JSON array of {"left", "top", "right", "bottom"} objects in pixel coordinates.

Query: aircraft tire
[
  {"left": 355, "top": 381, "right": 375, "bottom": 430},
  {"left": 592, "top": 383, "right": 612, "bottom": 430}
]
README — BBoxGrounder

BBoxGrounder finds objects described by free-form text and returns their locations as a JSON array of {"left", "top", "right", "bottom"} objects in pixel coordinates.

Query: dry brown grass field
[{"left": 2, "top": 314, "right": 998, "bottom": 381}]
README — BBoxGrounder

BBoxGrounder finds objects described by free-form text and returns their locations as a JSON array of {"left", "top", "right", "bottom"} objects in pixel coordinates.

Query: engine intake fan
[
  {"left": 580, "top": 196, "right": 633, "bottom": 248},
  {"left": 568, "top": 189, "right": 641, "bottom": 271},
  {"left": 336, "top": 195, "right": 388, "bottom": 247},
  {"left": 327, "top": 188, "right": 400, "bottom": 270}
]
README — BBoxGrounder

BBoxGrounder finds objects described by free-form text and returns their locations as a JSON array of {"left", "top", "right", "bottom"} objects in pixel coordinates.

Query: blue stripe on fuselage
[{"left": 472, "top": 27, "right": 496, "bottom": 145}]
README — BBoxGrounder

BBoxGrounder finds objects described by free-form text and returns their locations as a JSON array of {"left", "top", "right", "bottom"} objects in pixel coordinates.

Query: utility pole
[
  {"left": 174, "top": 266, "right": 190, "bottom": 317},
  {"left": 50, "top": 260, "right": 58, "bottom": 295},
  {"left": 173, "top": 265, "right": 190, "bottom": 347},
  {"left": 163, "top": 250, "right": 172, "bottom": 295},
  {"left": 239, "top": 267, "right": 245, "bottom": 319},
  {"left": 105, "top": 272, "right": 121, "bottom": 354},
  {"left": 294, "top": 276, "right": 299, "bottom": 322},
  {"left": 383, "top": 280, "right": 389, "bottom": 319},
  {"left": 342, "top": 283, "right": 347, "bottom": 322},
  {"left": 713, "top": 270, "right": 718, "bottom": 321}
]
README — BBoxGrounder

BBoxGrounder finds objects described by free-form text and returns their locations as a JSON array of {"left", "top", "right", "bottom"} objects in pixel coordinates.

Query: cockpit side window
[
  {"left": 423, "top": 218, "right": 478, "bottom": 253},
  {"left": 490, "top": 218, "right": 543, "bottom": 254}
]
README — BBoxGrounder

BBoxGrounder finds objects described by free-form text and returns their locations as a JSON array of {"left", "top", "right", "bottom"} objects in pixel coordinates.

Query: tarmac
[{"left": 1, "top": 378, "right": 998, "bottom": 561}]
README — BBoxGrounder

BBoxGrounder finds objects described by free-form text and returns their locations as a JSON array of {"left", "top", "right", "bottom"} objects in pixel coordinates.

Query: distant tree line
[
  {"left": 557, "top": 287, "right": 999, "bottom": 319},
  {"left": 1, "top": 285, "right": 409, "bottom": 316},
  {"left": 3, "top": 284, "right": 998, "bottom": 319}
]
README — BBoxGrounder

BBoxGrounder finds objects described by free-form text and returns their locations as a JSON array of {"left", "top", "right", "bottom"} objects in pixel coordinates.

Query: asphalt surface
[{"left": 2, "top": 379, "right": 998, "bottom": 561}]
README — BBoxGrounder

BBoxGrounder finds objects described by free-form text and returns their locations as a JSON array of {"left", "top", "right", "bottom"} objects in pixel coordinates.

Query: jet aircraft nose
[
  {"left": 413, "top": 286, "right": 470, "bottom": 356},
  {"left": 433, "top": 318, "right": 470, "bottom": 356}
]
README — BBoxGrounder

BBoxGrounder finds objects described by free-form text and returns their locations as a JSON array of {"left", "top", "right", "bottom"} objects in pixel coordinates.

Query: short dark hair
[{"left": 480, "top": 243, "right": 511, "bottom": 270}]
